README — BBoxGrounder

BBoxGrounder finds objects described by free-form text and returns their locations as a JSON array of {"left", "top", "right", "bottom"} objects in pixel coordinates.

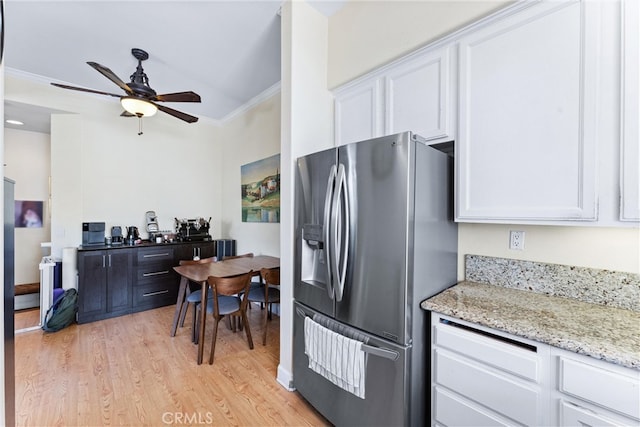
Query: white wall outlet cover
[{"left": 509, "top": 230, "right": 525, "bottom": 250}]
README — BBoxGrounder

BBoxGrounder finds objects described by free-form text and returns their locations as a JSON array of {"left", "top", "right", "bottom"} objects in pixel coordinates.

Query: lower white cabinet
[
  {"left": 431, "top": 312, "right": 640, "bottom": 426},
  {"left": 553, "top": 350, "right": 640, "bottom": 426},
  {"left": 431, "top": 313, "right": 550, "bottom": 426}
]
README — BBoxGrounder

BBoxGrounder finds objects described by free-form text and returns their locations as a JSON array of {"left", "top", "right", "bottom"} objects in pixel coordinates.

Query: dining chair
[
  {"left": 205, "top": 271, "right": 254, "bottom": 364},
  {"left": 223, "top": 252, "right": 262, "bottom": 308},
  {"left": 245, "top": 267, "right": 280, "bottom": 345},
  {"left": 178, "top": 256, "right": 216, "bottom": 343}
]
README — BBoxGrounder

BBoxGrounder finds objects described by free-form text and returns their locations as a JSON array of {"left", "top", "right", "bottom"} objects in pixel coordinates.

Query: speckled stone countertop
[{"left": 421, "top": 255, "right": 640, "bottom": 370}]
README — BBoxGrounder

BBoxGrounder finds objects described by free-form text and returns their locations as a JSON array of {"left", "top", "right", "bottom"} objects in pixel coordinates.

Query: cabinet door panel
[
  {"left": 335, "top": 79, "right": 382, "bottom": 146},
  {"left": 435, "top": 349, "right": 540, "bottom": 426},
  {"left": 457, "top": 1, "right": 599, "bottom": 221},
  {"left": 621, "top": 0, "right": 640, "bottom": 221},
  {"left": 77, "top": 252, "right": 106, "bottom": 319},
  {"left": 435, "top": 387, "right": 511, "bottom": 427},
  {"left": 106, "top": 250, "right": 132, "bottom": 313},
  {"left": 560, "top": 400, "right": 619, "bottom": 427},
  {"left": 386, "top": 46, "right": 454, "bottom": 142}
]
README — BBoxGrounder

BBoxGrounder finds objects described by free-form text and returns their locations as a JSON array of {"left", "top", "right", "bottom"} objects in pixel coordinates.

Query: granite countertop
[{"left": 422, "top": 280, "right": 640, "bottom": 370}]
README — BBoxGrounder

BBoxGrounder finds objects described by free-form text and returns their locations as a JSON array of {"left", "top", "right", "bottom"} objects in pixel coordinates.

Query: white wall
[
  {"left": 218, "top": 91, "right": 281, "bottom": 257},
  {"left": 6, "top": 73, "right": 223, "bottom": 258},
  {"left": 278, "top": 0, "right": 334, "bottom": 389},
  {"left": 4, "top": 128, "right": 51, "bottom": 284}
]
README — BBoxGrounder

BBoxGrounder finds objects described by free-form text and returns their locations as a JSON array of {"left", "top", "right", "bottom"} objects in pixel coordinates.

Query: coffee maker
[
  {"left": 126, "top": 226, "right": 140, "bottom": 244},
  {"left": 111, "top": 226, "right": 124, "bottom": 245}
]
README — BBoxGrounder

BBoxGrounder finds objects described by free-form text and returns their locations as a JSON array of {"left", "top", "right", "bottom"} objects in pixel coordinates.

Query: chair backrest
[
  {"left": 223, "top": 253, "right": 254, "bottom": 260},
  {"left": 207, "top": 271, "right": 253, "bottom": 298},
  {"left": 260, "top": 267, "right": 280, "bottom": 287},
  {"left": 179, "top": 256, "right": 216, "bottom": 266}
]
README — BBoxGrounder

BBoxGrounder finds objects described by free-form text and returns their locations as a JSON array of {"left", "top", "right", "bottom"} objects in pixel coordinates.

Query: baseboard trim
[{"left": 276, "top": 364, "right": 295, "bottom": 391}]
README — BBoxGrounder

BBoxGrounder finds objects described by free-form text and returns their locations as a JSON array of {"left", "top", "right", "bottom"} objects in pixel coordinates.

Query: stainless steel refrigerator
[{"left": 293, "top": 132, "right": 457, "bottom": 426}]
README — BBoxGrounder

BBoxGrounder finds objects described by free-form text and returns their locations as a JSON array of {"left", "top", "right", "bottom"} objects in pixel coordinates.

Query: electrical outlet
[{"left": 509, "top": 230, "right": 525, "bottom": 250}]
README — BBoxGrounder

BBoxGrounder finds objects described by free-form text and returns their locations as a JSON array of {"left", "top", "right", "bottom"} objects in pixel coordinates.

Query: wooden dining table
[{"left": 171, "top": 255, "right": 280, "bottom": 364}]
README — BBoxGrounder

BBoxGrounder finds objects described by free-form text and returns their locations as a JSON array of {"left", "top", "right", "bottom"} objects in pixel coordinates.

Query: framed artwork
[
  {"left": 241, "top": 154, "right": 280, "bottom": 223},
  {"left": 15, "top": 200, "right": 44, "bottom": 228}
]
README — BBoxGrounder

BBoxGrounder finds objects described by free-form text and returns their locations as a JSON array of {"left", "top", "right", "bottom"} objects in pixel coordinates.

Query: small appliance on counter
[
  {"left": 82, "top": 222, "right": 105, "bottom": 246},
  {"left": 126, "top": 226, "right": 140, "bottom": 245},
  {"left": 111, "top": 226, "right": 124, "bottom": 245},
  {"left": 146, "top": 211, "right": 164, "bottom": 242},
  {"left": 175, "top": 217, "right": 212, "bottom": 242}
]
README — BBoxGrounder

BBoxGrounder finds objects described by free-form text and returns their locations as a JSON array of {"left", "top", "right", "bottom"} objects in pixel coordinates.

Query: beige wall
[
  {"left": 4, "top": 128, "right": 51, "bottom": 284},
  {"left": 459, "top": 224, "right": 640, "bottom": 277},
  {"left": 218, "top": 92, "right": 281, "bottom": 257},
  {"left": 328, "top": 0, "right": 512, "bottom": 88}
]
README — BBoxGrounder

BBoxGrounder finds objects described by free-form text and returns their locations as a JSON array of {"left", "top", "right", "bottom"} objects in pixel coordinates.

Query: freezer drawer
[{"left": 293, "top": 302, "right": 412, "bottom": 426}]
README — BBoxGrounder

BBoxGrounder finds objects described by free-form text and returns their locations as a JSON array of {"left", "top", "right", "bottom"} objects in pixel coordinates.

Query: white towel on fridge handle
[{"left": 304, "top": 316, "right": 366, "bottom": 399}]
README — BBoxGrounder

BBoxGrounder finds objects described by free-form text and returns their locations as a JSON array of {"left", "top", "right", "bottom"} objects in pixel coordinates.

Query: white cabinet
[
  {"left": 620, "top": 0, "right": 640, "bottom": 221},
  {"left": 431, "top": 313, "right": 550, "bottom": 426},
  {"left": 456, "top": 0, "right": 601, "bottom": 222},
  {"left": 553, "top": 349, "right": 640, "bottom": 426},
  {"left": 431, "top": 312, "right": 640, "bottom": 427},
  {"left": 334, "top": 45, "right": 455, "bottom": 146},
  {"left": 334, "top": 79, "right": 382, "bottom": 147},
  {"left": 384, "top": 46, "right": 455, "bottom": 141}
]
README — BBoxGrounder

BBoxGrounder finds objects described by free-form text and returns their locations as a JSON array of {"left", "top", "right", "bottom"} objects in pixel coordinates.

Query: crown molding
[{"left": 220, "top": 81, "right": 281, "bottom": 124}]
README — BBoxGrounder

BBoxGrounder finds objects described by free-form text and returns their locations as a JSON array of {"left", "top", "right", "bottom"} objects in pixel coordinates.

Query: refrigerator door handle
[
  {"left": 323, "top": 164, "right": 337, "bottom": 300},
  {"left": 333, "top": 163, "right": 349, "bottom": 302}
]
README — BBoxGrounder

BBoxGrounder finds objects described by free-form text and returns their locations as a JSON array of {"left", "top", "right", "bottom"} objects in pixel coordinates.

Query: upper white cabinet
[
  {"left": 334, "top": 45, "right": 455, "bottom": 146},
  {"left": 384, "top": 46, "right": 455, "bottom": 141},
  {"left": 620, "top": 0, "right": 640, "bottom": 221},
  {"left": 334, "top": 78, "right": 382, "bottom": 147},
  {"left": 456, "top": 1, "right": 601, "bottom": 222}
]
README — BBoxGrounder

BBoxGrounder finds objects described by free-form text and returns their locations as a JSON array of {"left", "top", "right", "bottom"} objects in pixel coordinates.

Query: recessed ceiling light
[{"left": 6, "top": 119, "right": 24, "bottom": 126}]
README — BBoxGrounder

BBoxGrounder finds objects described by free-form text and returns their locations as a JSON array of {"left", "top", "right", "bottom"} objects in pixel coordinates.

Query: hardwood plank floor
[
  {"left": 15, "top": 308, "right": 40, "bottom": 331},
  {"left": 14, "top": 303, "right": 329, "bottom": 426}
]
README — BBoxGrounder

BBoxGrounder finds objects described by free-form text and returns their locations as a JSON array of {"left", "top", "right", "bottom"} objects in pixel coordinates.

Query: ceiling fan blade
[
  {"left": 155, "top": 91, "right": 201, "bottom": 103},
  {"left": 51, "top": 83, "right": 123, "bottom": 98},
  {"left": 155, "top": 104, "right": 199, "bottom": 123},
  {"left": 87, "top": 61, "right": 133, "bottom": 95}
]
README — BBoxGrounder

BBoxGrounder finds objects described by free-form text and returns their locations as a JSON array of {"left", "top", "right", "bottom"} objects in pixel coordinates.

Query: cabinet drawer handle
[
  {"left": 143, "top": 270, "right": 170, "bottom": 277},
  {"left": 143, "top": 289, "right": 169, "bottom": 297},
  {"left": 143, "top": 253, "right": 170, "bottom": 258}
]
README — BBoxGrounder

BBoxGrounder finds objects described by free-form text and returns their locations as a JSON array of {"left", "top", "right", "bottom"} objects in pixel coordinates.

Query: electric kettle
[{"left": 126, "top": 226, "right": 140, "bottom": 244}]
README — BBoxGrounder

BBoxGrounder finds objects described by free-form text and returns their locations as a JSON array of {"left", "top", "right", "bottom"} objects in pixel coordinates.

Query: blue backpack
[{"left": 42, "top": 288, "right": 78, "bottom": 332}]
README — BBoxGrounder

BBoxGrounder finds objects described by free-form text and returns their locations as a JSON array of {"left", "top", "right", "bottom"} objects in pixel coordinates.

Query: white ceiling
[{"left": 3, "top": 1, "right": 346, "bottom": 133}]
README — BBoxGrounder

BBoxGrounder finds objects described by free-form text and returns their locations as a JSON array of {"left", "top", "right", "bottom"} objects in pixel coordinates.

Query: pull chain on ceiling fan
[{"left": 51, "top": 48, "right": 201, "bottom": 134}]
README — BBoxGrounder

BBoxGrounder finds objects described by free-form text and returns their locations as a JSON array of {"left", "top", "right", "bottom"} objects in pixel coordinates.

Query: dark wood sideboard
[{"left": 77, "top": 241, "right": 220, "bottom": 324}]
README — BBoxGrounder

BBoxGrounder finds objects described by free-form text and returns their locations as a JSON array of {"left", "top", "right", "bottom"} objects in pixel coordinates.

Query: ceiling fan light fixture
[{"left": 120, "top": 97, "right": 158, "bottom": 117}]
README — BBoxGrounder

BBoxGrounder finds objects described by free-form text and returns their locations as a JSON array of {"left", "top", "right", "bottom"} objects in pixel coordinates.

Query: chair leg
[
  {"left": 191, "top": 303, "right": 198, "bottom": 343},
  {"left": 242, "top": 312, "right": 254, "bottom": 350},
  {"left": 179, "top": 291, "right": 190, "bottom": 328},
  {"left": 262, "top": 302, "right": 269, "bottom": 346},
  {"left": 209, "top": 317, "right": 221, "bottom": 365}
]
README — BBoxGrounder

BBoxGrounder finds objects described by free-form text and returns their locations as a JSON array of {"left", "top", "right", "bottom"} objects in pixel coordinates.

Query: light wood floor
[
  {"left": 14, "top": 303, "right": 329, "bottom": 427},
  {"left": 15, "top": 307, "right": 40, "bottom": 331}
]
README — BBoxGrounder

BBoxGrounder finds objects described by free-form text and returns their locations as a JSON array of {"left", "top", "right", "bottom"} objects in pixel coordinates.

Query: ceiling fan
[{"left": 51, "top": 48, "right": 201, "bottom": 125}]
